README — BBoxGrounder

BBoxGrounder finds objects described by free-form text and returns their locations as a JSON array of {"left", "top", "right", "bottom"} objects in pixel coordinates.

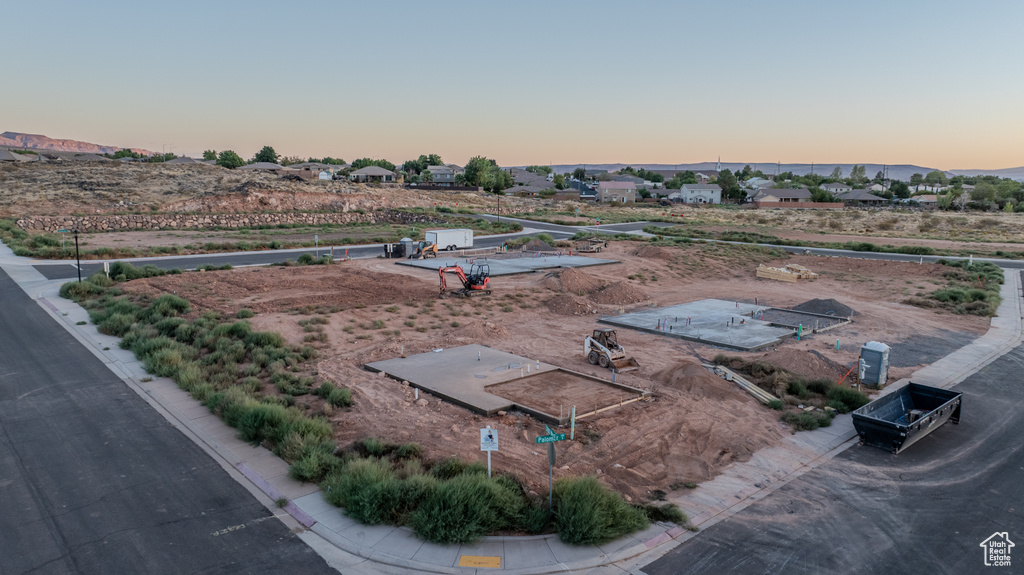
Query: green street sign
[
  {"left": 58, "top": 229, "right": 70, "bottom": 233},
  {"left": 536, "top": 433, "right": 565, "bottom": 444}
]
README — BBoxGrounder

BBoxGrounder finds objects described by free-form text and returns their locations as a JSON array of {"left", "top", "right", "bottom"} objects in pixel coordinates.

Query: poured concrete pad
[
  {"left": 364, "top": 344, "right": 648, "bottom": 424},
  {"left": 397, "top": 254, "right": 618, "bottom": 276},
  {"left": 601, "top": 299, "right": 796, "bottom": 351},
  {"left": 365, "top": 345, "right": 559, "bottom": 415}
]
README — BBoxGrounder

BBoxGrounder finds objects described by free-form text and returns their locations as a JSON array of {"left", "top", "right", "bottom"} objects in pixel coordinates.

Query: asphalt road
[
  {"left": 642, "top": 334, "right": 1024, "bottom": 574},
  {"left": 0, "top": 269, "right": 334, "bottom": 574}
]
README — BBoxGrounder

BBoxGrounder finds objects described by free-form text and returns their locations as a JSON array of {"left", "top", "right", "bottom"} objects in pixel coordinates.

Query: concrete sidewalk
[{"left": 5, "top": 241, "right": 1022, "bottom": 575}]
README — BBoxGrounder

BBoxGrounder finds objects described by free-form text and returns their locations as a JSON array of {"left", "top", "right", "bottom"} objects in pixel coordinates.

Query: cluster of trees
[
  {"left": 401, "top": 154, "right": 444, "bottom": 183},
  {"left": 350, "top": 158, "right": 397, "bottom": 172},
  {"left": 464, "top": 156, "right": 512, "bottom": 193},
  {"left": 618, "top": 166, "right": 664, "bottom": 183},
  {"left": 525, "top": 165, "right": 553, "bottom": 176},
  {"left": 665, "top": 170, "right": 698, "bottom": 189}
]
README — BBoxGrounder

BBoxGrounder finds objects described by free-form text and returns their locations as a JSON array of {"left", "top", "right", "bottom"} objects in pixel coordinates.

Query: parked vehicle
[
  {"left": 425, "top": 229, "right": 473, "bottom": 251},
  {"left": 852, "top": 382, "right": 961, "bottom": 454}
]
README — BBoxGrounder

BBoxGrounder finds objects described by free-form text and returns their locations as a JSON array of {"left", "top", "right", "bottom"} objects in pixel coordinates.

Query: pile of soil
[
  {"left": 521, "top": 238, "right": 555, "bottom": 252},
  {"left": 590, "top": 281, "right": 649, "bottom": 305},
  {"left": 632, "top": 245, "right": 674, "bottom": 260},
  {"left": 545, "top": 294, "right": 597, "bottom": 316},
  {"left": 543, "top": 268, "right": 648, "bottom": 305},
  {"left": 793, "top": 298, "right": 858, "bottom": 318},
  {"left": 751, "top": 348, "right": 849, "bottom": 382}
]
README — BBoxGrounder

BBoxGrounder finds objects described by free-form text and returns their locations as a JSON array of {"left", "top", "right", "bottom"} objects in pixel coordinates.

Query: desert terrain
[{"left": 117, "top": 240, "right": 987, "bottom": 501}]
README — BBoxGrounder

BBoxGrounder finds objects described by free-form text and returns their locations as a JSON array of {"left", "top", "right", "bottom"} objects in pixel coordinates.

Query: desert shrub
[
  {"left": 153, "top": 316, "right": 187, "bottom": 337},
  {"left": 144, "top": 294, "right": 191, "bottom": 319},
  {"left": 524, "top": 506, "right": 553, "bottom": 534},
  {"left": 643, "top": 503, "right": 688, "bottom": 524},
  {"left": 781, "top": 411, "right": 834, "bottom": 431},
  {"left": 98, "top": 312, "right": 137, "bottom": 336},
  {"left": 805, "top": 379, "right": 834, "bottom": 395},
  {"left": 553, "top": 476, "right": 649, "bottom": 546},
  {"left": 236, "top": 309, "right": 255, "bottom": 319},
  {"left": 430, "top": 457, "right": 486, "bottom": 480},
  {"left": 394, "top": 443, "right": 422, "bottom": 460},
  {"left": 297, "top": 253, "right": 315, "bottom": 265},
  {"left": 767, "top": 399, "right": 784, "bottom": 410},
  {"left": 237, "top": 402, "right": 290, "bottom": 444},
  {"left": 786, "top": 380, "right": 808, "bottom": 399},
  {"left": 245, "top": 331, "right": 285, "bottom": 348},
  {"left": 59, "top": 280, "right": 108, "bottom": 300},
  {"left": 409, "top": 473, "right": 526, "bottom": 544},
  {"left": 826, "top": 386, "right": 870, "bottom": 412},
  {"left": 360, "top": 437, "right": 393, "bottom": 457},
  {"left": 289, "top": 440, "right": 342, "bottom": 483},
  {"left": 322, "top": 457, "right": 399, "bottom": 524}
]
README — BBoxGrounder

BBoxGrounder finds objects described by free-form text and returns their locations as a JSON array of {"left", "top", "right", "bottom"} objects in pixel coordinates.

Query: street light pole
[{"left": 497, "top": 193, "right": 500, "bottom": 226}]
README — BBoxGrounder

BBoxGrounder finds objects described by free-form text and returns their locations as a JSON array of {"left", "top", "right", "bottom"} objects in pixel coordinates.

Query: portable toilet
[
  {"left": 400, "top": 237, "right": 414, "bottom": 257},
  {"left": 859, "top": 341, "right": 891, "bottom": 386}
]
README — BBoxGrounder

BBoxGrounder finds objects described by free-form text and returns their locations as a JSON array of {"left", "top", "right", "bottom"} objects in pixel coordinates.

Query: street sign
[
  {"left": 535, "top": 434, "right": 565, "bottom": 444},
  {"left": 58, "top": 229, "right": 70, "bottom": 233},
  {"left": 480, "top": 427, "right": 498, "bottom": 451}
]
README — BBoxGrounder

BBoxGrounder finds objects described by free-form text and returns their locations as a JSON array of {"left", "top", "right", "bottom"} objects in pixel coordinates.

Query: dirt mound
[
  {"left": 793, "top": 298, "right": 858, "bottom": 317},
  {"left": 632, "top": 245, "right": 673, "bottom": 260},
  {"left": 590, "top": 281, "right": 648, "bottom": 305},
  {"left": 544, "top": 268, "right": 648, "bottom": 305},
  {"left": 754, "top": 348, "right": 849, "bottom": 382},
  {"left": 521, "top": 238, "right": 555, "bottom": 252},
  {"left": 651, "top": 361, "right": 747, "bottom": 402},
  {"left": 546, "top": 294, "right": 597, "bottom": 316}
]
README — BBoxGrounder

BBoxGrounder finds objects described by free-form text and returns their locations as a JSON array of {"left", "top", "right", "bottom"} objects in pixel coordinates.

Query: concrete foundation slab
[
  {"left": 600, "top": 299, "right": 796, "bottom": 351},
  {"left": 396, "top": 253, "right": 618, "bottom": 276},
  {"left": 365, "top": 344, "right": 649, "bottom": 425}
]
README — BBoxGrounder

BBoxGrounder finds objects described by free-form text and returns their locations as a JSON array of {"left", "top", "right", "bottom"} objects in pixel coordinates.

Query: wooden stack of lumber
[
  {"left": 702, "top": 364, "right": 777, "bottom": 405},
  {"left": 756, "top": 263, "right": 818, "bottom": 282}
]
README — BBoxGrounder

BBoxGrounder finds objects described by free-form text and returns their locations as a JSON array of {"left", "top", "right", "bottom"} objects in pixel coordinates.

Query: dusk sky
[{"left": 6, "top": 1, "right": 1023, "bottom": 169}]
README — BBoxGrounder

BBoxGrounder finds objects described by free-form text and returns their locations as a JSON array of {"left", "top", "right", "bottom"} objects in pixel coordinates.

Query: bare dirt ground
[{"left": 119, "top": 240, "right": 988, "bottom": 501}]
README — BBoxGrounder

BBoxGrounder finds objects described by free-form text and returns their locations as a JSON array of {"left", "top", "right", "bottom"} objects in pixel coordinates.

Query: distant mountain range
[
  {"left": 0, "top": 131, "right": 153, "bottom": 156},
  {"left": 542, "top": 162, "right": 1024, "bottom": 182}
]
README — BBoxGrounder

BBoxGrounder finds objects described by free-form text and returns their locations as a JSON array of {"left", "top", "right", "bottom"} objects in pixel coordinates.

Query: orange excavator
[{"left": 438, "top": 264, "right": 491, "bottom": 297}]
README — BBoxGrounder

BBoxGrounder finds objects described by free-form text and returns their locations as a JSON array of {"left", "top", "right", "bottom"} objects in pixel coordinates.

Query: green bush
[
  {"left": 805, "top": 379, "right": 834, "bottom": 395},
  {"left": 553, "top": 476, "right": 649, "bottom": 546},
  {"left": 409, "top": 473, "right": 526, "bottom": 544},
  {"left": 767, "top": 399, "right": 784, "bottom": 410},
  {"left": 59, "top": 280, "right": 108, "bottom": 300},
  {"left": 245, "top": 331, "right": 286, "bottom": 348},
  {"left": 826, "top": 386, "right": 870, "bottom": 412},
  {"left": 430, "top": 457, "right": 486, "bottom": 480},
  {"left": 297, "top": 253, "right": 315, "bottom": 265},
  {"left": 643, "top": 503, "right": 688, "bottom": 524},
  {"left": 289, "top": 440, "right": 342, "bottom": 483},
  {"left": 98, "top": 312, "right": 137, "bottom": 336},
  {"left": 323, "top": 457, "right": 399, "bottom": 524},
  {"left": 786, "top": 380, "right": 808, "bottom": 398},
  {"left": 236, "top": 309, "right": 255, "bottom": 319},
  {"left": 781, "top": 411, "right": 834, "bottom": 431}
]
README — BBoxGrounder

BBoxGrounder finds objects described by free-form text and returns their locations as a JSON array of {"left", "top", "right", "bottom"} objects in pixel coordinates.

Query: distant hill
[
  {"left": 541, "top": 162, "right": 952, "bottom": 182},
  {"left": 948, "top": 166, "right": 1024, "bottom": 181},
  {"left": 0, "top": 131, "right": 153, "bottom": 156}
]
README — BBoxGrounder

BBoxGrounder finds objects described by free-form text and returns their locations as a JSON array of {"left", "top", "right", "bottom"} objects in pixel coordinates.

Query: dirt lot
[{"left": 119, "top": 241, "right": 987, "bottom": 501}]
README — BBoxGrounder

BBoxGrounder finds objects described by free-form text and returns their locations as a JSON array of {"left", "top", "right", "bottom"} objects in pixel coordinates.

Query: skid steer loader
[{"left": 584, "top": 328, "right": 639, "bottom": 372}]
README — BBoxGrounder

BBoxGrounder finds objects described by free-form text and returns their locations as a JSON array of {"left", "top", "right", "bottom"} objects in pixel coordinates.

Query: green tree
[
  {"left": 829, "top": 166, "right": 843, "bottom": 180},
  {"left": 254, "top": 146, "right": 279, "bottom": 164},
  {"left": 217, "top": 150, "right": 245, "bottom": 169},
  {"left": 937, "top": 193, "right": 953, "bottom": 210},
  {"left": 924, "top": 170, "right": 948, "bottom": 186},
  {"left": 553, "top": 174, "right": 566, "bottom": 189},
  {"left": 350, "top": 158, "right": 397, "bottom": 172},
  {"left": 572, "top": 168, "right": 586, "bottom": 181},
  {"left": 464, "top": 156, "right": 499, "bottom": 187},
  {"left": 910, "top": 173, "right": 924, "bottom": 185},
  {"left": 525, "top": 165, "right": 553, "bottom": 176},
  {"left": 810, "top": 187, "right": 837, "bottom": 202},
  {"left": 873, "top": 170, "right": 885, "bottom": 184},
  {"left": 308, "top": 157, "right": 346, "bottom": 165},
  {"left": 849, "top": 165, "right": 867, "bottom": 183},
  {"left": 716, "top": 169, "right": 742, "bottom": 200},
  {"left": 638, "top": 188, "right": 652, "bottom": 199},
  {"left": 890, "top": 180, "right": 911, "bottom": 199},
  {"left": 202, "top": 149, "right": 217, "bottom": 161},
  {"left": 666, "top": 170, "right": 697, "bottom": 189}
]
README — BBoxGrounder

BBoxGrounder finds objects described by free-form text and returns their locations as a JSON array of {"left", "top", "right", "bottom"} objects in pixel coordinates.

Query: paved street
[
  {"left": 642, "top": 342, "right": 1024, "bottom": 575},
  {"left": 0, "top": 269, "right": 334, "bottom": 574}
]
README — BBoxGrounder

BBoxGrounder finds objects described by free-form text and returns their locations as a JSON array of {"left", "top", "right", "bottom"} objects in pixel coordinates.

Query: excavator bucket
[{"left": 611, "top": 357, "right": 640, "bottom": 372}]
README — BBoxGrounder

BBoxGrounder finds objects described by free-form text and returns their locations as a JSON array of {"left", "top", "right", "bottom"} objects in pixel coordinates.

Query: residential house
[
  {"left": 596, "top": 181, "right": 637, "bottom": 203},
  {"left": 837, "top": 189, "right": 888, "bottom": 206},
  {"left": 867, "top": 183, "right": 887, "bottom": 193},
  {"left": 0, "top": 150, "right": 20, "bottom": 162},
  {"left": 914, "top": 194, "right": 938, "bottom": 208},
  {"left": 166, "top": 156, "right": 199, "bottom": 164},
  {"left": 426, "top": 165, "right": 457, "bottom": 187},
  {"left": 745, "top": 177, "right": 773, "bottom": 190},
  {"left": 289, "top": 162, "right": 343, "bottom": 174},
  {"left": 238, "top": 162, "right": 284, "bottom": 171},
  {"left": 753, "top": 188, "right": 812, "bottom": 203},
  {"left": 678, "top": 184, "right": 722, "bottom": 204},
  {"left": 694, "top": 170, "right": 718, "bottom": 183},
  {"left": 822, "top": 182, "right": 852, "bottom": 194},
  {"left": 349, "top": 165, "right": 397, "bottom": 183}
]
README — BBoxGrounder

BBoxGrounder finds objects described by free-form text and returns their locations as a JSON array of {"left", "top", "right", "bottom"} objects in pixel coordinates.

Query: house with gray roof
[
  {"left": 349, "top": 165, "right": 397, "bottom": 183},
  {"left": 822, "top": 182, "right": 852, "bottom": 194},
  {"left": 238, "top": 162, "right": 284, "bottom": 171},
  {"left": 426, "top": 165, "right": 458, "bottom": 187},
  {"left": 837, "top": 189, "right": 887, "bottom": 206},
  {"left": 596, "top": 181, "right": 637, "bottom": 203},
  {"left": 753, "top": 188, "right": 812, "bottom": 203}
]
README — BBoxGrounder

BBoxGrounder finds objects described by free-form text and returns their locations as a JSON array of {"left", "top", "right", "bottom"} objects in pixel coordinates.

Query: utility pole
[{"left": 74, "top": 228, "right": 82, "bottom": 283}]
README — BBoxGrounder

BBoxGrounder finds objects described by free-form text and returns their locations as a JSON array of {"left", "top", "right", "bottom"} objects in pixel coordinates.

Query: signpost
[
  {"left": 314, "top": 235, "right": 319, "bottom": 259},
  {"left": 480, "top": 426, "right": 498, "bottom": 478},
  {"left": 535, "top": 425, "right": 566, "bottom": 510},
  {"left": 58, "top": 229, "right": 69, "bottom": 252}
]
